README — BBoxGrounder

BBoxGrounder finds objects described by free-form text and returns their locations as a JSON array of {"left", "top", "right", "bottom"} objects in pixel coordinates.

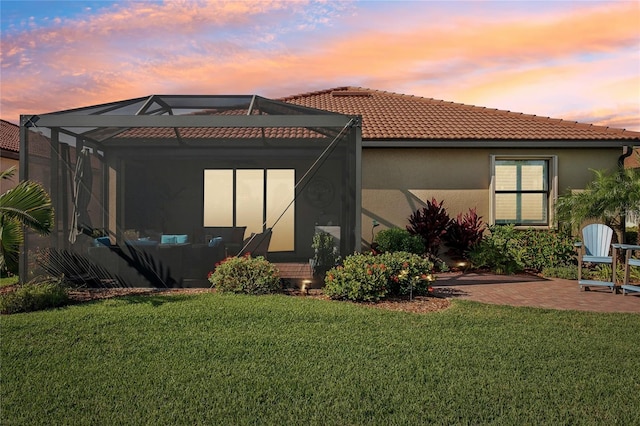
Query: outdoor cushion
[
  {"left": 161, "top": 235, "right": 177, "bottom": 244},
  {"left": 208, "top": 236, "right": 223, "bottom": 248},
  {"left": 161, "top": 234, "right": 189, "bottom": 244},
  {"left": 94, "top": 236, "right": 111, "bottom": 247}
]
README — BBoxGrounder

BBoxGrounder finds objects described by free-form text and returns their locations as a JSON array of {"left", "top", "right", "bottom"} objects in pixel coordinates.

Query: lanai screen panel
[{"left": 21, "top": 95, "right": 360, "bottom": 288}]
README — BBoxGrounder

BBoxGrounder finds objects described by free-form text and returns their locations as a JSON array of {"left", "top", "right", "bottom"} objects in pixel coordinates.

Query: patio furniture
[
  {"left": 574, "top": 224, "right": 617, "bottom": 292},
  {"left": 87, "top": 236, "right": 227, "bottom": 287},
  {"left": 615, "top": 244, "right": 640, "bottom": 295},
  {"left": 202, "top": 226, "right": 247, "bottom": 257}
]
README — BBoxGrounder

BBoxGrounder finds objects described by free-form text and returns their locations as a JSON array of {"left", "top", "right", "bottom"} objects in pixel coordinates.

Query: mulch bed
[{"left": 65, "top": 287, "right": 451, "bottom": 313}]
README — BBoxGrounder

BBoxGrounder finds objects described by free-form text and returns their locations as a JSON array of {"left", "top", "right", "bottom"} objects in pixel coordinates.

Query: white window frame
[{"left": 489, "top": 155, "right": 558, "bottom": 228}]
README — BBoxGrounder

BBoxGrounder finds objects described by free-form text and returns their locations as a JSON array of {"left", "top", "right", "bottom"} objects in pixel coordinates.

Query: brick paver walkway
[{"left": 433, "top": 272, "right": 640, "bottom": 313}]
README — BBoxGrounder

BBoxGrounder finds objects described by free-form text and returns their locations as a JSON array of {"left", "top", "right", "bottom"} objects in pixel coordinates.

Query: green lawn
[{"left": 1, "top": 294, "right": 639, "bottom": 425}]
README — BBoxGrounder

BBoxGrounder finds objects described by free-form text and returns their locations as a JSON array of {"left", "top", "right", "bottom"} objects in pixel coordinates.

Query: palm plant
[
  {"left": 555, "top": 165, "right": 640, "bottom": 244},
  {"left": 0, "top": 167, "right": 54, "bottom": 275}
]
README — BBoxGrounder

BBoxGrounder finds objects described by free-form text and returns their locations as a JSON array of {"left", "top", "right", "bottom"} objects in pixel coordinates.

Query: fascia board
[{"left": 361, "top": 139, "right": 637, "bottom": 148}]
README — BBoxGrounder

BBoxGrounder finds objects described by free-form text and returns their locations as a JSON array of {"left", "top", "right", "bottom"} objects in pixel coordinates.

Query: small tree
[
  {"left": 555, "top": 166, "right": 640, "bottom": 244},
  {"left": 0, "top": 168, "right": 54, "bottom": 276}
]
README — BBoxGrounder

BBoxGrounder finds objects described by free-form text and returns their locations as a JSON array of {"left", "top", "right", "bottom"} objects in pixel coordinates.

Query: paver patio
[{"left": 434, "top": 272, "right": 640, "bottom": 313}]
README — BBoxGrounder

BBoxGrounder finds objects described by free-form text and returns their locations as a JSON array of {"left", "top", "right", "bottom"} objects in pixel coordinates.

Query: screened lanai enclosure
[{"left": 20, "top": 95, "right": 361, "bottom": 287}]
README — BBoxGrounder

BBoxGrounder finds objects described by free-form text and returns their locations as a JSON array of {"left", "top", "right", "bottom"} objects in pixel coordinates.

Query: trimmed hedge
[{"left": 208, "top": 255, "right": 280, "bottom": 295}]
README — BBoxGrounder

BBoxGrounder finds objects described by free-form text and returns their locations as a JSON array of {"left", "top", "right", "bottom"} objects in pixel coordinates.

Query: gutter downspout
[{"left": 618, "top": 145, "right": 633, "bottom": 168}]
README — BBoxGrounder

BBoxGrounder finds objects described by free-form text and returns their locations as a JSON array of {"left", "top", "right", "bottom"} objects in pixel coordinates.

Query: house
[
  {"left": 1, "top": 119, "right": 20, "bottom": 192},
  {"left": 17, "top": 89, "right": 640, "bottom": 287},
  {"left": 281, "top": 86, "right": 640, "bottom": 240}
]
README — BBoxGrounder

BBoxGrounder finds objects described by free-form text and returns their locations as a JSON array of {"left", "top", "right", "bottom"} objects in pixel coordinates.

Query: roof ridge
[
  {"left": 341, "top": 87, "right": 640, "bottom": 136},
  {"left": 279, "top": 86, "right": 352, "bottom": 101}
]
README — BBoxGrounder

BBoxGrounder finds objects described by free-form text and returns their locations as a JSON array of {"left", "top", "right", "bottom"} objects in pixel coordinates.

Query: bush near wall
[
  {"left": 323, "top": 252, "right": 435, "bottom": 302},
  {"left": 373, "top": 228, "right": 425, "bottom": 255},
  {"left": 469, "top": 225, "right": 576, "bottom": 274},
  {"left": 208, "top": 255, "right": 280, "bottom": 295}
]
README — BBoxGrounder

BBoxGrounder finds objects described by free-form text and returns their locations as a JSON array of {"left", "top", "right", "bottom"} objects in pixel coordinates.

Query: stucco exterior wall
[
  {"left": 361, "top": 147, "right": 623, "bottom": 246},
  {"left": 0, "top": 156, "right": 19, "bottom": 193}
]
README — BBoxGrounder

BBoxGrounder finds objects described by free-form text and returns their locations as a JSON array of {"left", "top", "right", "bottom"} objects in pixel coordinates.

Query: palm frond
[
  {"left": 0, "top": 180, "right": 54, "bottom": 235},
  {"left": 1, "top": 167, "right": 17, "bottom": 181},
  {"left": 0, "top": 217, "right": 23, "bottom": 274}
]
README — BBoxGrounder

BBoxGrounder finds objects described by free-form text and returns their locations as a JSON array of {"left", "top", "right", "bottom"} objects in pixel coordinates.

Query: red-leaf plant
[
  {"left": 444, "top": 208, "right": 486, "bottom": 259},
  {"left": 406, "top": 198, "right": 451, "bottom": 257}
]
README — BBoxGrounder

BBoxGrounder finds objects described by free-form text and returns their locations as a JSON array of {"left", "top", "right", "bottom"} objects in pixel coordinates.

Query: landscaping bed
[{"left": 65, "top": 286, "right": 451, "bottom": 313}]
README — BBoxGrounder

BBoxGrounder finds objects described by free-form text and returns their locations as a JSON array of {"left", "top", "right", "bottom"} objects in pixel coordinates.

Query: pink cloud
[{"left": 0, "top": 0, "right": 638, "bottom": 132}]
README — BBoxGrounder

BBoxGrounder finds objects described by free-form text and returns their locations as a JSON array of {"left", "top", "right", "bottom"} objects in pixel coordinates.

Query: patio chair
[
  {"left": 616, "top": 244, "right": 640, "bottom": 296},
  {"left": 574, "top": 224, "right": 617, "bottom": 293}
]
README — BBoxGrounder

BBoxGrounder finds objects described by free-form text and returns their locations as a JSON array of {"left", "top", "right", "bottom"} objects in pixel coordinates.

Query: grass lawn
[{"left": 1, "top": 293, "right": 639, "bottom": 425}]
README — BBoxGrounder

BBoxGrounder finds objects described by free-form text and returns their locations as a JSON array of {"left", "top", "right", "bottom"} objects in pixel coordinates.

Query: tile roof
[
  {"left": 1, "top": 119, "right": 20, "bottom": 153},
  {"left": 119, "top": 126, "right": 327, "bottom": 140},
  {"left": 280, "top": 86, "right": 640, "bottom": 141}
]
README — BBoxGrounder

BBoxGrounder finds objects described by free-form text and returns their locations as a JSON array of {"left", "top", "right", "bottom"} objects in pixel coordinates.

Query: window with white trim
[{"left": 491, "top": 156, "right": 557, "bottom": 226}]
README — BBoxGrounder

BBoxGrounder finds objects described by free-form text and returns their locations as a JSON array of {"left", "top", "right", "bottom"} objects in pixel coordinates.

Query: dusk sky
[{"left": 1, "top": 0, "right": 639, "bottom": 130}]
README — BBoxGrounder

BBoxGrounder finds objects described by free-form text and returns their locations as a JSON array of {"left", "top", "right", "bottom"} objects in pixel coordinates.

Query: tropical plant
[
  {"left": 407, "top": 198, "right": 451, "bottom": 256},
  {"left": 0, "top": 167, "right": 54, "bottom": 276},
  {"left": 555, "top": 166, "right": 640, "bottom": 244},
  {"left": 444, "top": 208, "right": 486, "bottom": 259}
]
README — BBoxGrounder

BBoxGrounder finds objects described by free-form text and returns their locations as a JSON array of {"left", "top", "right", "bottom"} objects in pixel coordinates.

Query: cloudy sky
[{"left": 1, "top": 0, "right": 639, "bottom": 130}]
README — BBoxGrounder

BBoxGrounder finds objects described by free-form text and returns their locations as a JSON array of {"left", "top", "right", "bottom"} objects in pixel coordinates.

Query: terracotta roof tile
[
  {"left": 1, "top": 119, "right": 20, "bottom": 152},
  {"left": 280, "top": 86, "right": 640, "bottom": 141}
]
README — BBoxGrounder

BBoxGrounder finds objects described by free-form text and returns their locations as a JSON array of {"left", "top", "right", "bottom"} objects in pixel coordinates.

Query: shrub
[
  {"left": 208, "top": 255, "right": 280, "bottom": 295},
  {"left": 468, "top": 225, "right": 525, "bottom": 274},
  {"left": 407, "top": 198, "right": 451, "bottom": 256},
  {"left": 444, "top": 208, "right": 485, "bottom": 259},
  {"left": 0, "top": 276, "right": 69, "bottom": 314},
  {"left": 518, "top": 228, "right": 576, "bottom": 271},
  {"left": 374, "top": 227, "right": 425, "bottom": 255},
  {"left": 323, "top": 252, "right": 435, "bottom": 302},
  {"left": 469, "top": 225, "right": 578, "bottom": 274},
  {"left": 541, "top": 266, "right": 578, "bottom": 280}
]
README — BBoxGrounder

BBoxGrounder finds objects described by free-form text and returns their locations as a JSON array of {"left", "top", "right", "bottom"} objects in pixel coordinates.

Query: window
[
  {"left": 203, "top": 169, "right": 295, "bottom": 251},
  {"left": 491, "top": 156, "right": 557, "bottom": 226}
]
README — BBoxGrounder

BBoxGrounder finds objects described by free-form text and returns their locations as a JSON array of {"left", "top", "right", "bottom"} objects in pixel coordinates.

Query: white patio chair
[
  {"left": 616, "top": 244, "right": 640, "bottom": 296},
  {"left": 574, "top": 224, "right": 617, "bottom": 293}
]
